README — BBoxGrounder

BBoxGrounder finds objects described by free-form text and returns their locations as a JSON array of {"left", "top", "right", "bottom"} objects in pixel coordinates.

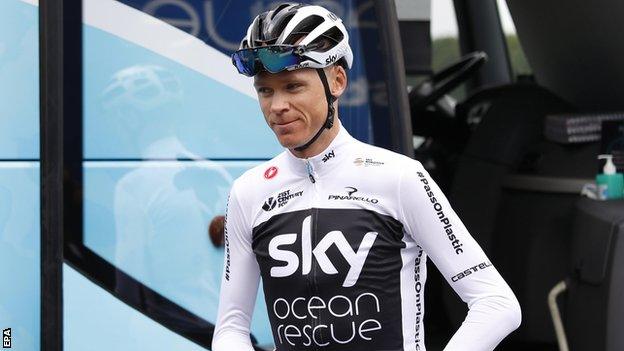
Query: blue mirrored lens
[
  {"left": 232, "top": 46, "right": 305, "bottom": 76},
  {"left": 231, "top": 50, "right": 257, "bottom": 76},
  {"left": 257, "top": 46, "right": 302, "bottom": 73}
]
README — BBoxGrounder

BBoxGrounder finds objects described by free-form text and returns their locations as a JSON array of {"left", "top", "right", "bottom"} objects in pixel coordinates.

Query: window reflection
[
  {"left": 100, "top": 64, "right": 185, "bottom": 158},
  {"left": 111, "top": 158, "right": 232, "bottom": 321},
  {"left": 96, "top": 64, "right": 233, "bottom": 319}
]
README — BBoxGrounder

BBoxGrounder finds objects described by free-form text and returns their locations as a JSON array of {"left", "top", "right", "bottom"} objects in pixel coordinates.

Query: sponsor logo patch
[
  {"left": 328, "top": 187, "right": 379, "bottom": 204},
  {"left": 451, "top": 262, "right": 492, "bottom": 282},
  {"left": 224, "top": 195, "right": 232, "bottom": 280},
  {"left": 268, "top": 215, "right": 378, "bottom": 287},
  {"left": 322, "top": 150, "right": 335, "bottom": 163},
  {"left": 272, "top": 293, "right": 382, "bottom": 347},
  {"left": 267, "top": 215, "right": 383, "bottom": 346},
  {"left": 262, "top": 197, "right": 278, "bottom": 211},
  {"left": 417, "top": 171, "right": 463, "bottom": 254},
  {"left": 346, "top": 186, "right": 357, "bottom": 196},
  {"left": 292, "top": 62, "right": 310, "bottom": 69},
  {"left": 414, "top": 248, "right": 424, "bottom": 345},
  {"left": 263, "top": 189, "right": 304, "bottom": 212},
  {"left": 353, "top": 157, "right": 384, "bottom": 167},
  {"left": 325, "top": 54, "right": 337, "bottom": 65},
  {"left": 264, "top": 166, "right": 278, "bottom": 179}
]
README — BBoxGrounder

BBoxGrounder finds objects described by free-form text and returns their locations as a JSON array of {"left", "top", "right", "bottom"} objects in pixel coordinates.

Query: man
[{"left": 213, "top": 3, "right": 521, "bottom": 351}]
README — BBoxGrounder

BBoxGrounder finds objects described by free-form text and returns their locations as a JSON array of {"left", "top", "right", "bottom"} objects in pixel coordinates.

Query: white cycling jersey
[{"left": 212, "top": 124, "right": 521, "bottom": 351}]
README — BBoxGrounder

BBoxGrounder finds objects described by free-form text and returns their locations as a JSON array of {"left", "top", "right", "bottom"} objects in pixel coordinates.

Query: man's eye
[
  {"left": 257, "top": 87, "right": 271, "bottom": 94},
  {"left": 286, "top": 83, "right": 302, "bottom": 90}
]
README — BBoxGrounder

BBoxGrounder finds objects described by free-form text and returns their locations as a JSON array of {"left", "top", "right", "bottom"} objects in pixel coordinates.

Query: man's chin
[
  {"left": 275, "top": 133, "right": 307, "bottom": 149},
  {"left": 278, "top": 138, "right": 303, "bottom": 149}
]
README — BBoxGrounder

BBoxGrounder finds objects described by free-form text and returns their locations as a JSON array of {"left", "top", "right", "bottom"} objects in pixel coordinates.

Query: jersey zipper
[
  {"left": 305, "top": 159, "right": 321, "bottom": 349},
  {"left": 306, "top": 160, "right": 316, "bottom": 183}
]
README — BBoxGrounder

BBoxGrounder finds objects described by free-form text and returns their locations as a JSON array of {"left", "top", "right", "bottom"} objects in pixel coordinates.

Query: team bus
[{"left": 1, "top": 0, "right": 622, "bottom": 350}]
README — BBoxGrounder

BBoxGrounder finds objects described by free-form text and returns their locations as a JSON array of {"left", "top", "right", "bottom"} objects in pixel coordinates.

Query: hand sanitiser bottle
[{"left": 596, "top": 154, "right": 624, "bottom": 199}]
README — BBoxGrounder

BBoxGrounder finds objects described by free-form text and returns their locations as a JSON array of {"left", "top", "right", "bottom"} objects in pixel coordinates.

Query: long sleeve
[
  {"left": 212, "top": 184, "right": 260, "bottom": 351},
  {"left": 398, "top": 161, "right": 521, "bottom": 351}
]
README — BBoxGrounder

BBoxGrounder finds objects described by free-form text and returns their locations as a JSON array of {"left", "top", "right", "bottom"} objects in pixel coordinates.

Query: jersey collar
[{"left": 285, "top": 121, "right": 354, "bottom": 179}]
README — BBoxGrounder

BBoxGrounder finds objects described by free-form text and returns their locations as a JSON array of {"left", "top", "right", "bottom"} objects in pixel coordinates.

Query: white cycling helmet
[
  {"left": 232, "top": 3, "right": 353, "bottom": 152},
  {"left": 233, "top": 2, "right": 353, "bottom": 76}
]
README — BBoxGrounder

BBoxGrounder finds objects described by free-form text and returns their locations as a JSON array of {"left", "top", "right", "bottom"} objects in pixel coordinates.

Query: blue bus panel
[
  {"left": 64, "top": 264, "right": 209, "bottom": 351},
  {"left": 0, "top": 164, "right": 40, "bottom": 351},
  {"left": 83, "top": 23, "right": 283, "bottom": 160},
  {"left": 0, "top": 1, "right": 40, "bottom": 350},
  {"left": 0, "top": 0, "right": 39, "bottom": 160}
]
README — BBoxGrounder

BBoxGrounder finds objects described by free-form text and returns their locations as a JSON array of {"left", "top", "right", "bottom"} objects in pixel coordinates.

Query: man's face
[{"left": 253, "top": 68, "right": 331, "bottom": 149}]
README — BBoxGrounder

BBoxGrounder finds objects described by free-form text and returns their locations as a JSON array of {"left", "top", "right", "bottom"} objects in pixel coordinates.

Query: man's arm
[
  {"left": 398, "top": 161, "right": 521, "bottom": 351},
  {"left": 212, "top": 184, "right": 260, "bottom": 351}
]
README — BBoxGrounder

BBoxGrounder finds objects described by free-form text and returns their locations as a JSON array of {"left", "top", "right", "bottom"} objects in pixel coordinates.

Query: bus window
[
  {"left": 0, "top": 1, "right": 40, "bottom": 350},
  {"left": 495, "top": 0, "right": 531, "bottom": 79}
]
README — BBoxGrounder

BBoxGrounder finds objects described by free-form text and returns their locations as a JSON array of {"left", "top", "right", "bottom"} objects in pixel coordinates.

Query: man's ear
[{"left": 329, "top": 65, "right": 347, "bottom": 98}]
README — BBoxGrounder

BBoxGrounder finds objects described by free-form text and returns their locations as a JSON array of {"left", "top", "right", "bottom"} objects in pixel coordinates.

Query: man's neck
[{"left": 290, "top": 119, "right": 341, "bottom": 159}]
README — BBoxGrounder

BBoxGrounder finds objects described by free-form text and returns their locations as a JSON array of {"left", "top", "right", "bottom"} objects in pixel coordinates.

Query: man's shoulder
[
  {"left": 231, "top": 151, "right": 289, "bottom": 193},
  {"left": 351, "top": 139, "right": 421, "bottom": 173}
]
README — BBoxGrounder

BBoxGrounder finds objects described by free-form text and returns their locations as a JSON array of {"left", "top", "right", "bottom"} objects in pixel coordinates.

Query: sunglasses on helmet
[{"left": 231, "top": 44, "right": 318, "bottom": 77}]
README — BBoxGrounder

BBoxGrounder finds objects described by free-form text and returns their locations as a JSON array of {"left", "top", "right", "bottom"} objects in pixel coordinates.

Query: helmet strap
[{"left": 294, "top": 68, "right": 336, "bottom": 152}]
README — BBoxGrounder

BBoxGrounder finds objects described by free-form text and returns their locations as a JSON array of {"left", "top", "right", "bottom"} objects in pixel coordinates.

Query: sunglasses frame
[{"left": 231, "top": 44, "right": 321, "bottom": 77}]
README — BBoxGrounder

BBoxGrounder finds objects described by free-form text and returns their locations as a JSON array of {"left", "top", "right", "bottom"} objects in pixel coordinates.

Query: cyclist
[{"left": 213, "top": 3, "right": 521, "bottom": 351}]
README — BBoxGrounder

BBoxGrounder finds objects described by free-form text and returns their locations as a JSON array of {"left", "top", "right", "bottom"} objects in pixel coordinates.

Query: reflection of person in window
[{"left": 101, "top": 65, "right": 232, "bottom": 327}]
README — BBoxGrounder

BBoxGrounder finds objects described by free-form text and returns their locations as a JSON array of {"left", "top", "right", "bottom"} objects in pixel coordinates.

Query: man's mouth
[{"left": 274, "top": 119, "right": 297, "bottom": 127}]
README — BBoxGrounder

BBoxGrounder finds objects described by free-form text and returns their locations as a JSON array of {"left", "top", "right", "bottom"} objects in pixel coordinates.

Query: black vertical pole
[
  {"left": 40, "top": 0, "right": 63, "bottom": 350},
  {"left": 373, "top": 0, "right": 414, "bottom": 158},
  {"left": 453, "top": 0, "right": 513, "bottom": 89}
]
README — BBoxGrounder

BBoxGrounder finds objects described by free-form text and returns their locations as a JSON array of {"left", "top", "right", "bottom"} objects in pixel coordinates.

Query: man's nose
[{"left": 270, "top": 92, "right": 289, "bottom": 115}]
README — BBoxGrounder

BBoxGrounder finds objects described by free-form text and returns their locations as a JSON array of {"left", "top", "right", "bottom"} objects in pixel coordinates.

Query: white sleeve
[
  {"left": 398, "top": 161, "right": 521, "bottom": 351},
  {"left": 212, "top": 184, "right": 260, "bottom": 351}
]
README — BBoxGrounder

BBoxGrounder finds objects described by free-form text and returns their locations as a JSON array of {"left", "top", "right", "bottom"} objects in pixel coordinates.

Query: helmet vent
[
  {"left": 307, "top": 26, "right": 344, "bottom": 52},
  {"left": 283, "top": 15, "right": 325, "bottom": 45},
  {"left": 270, "top": 3, "right": 295, "bottom": 20},
  {"left": 267, "top": 12, "right": 297, "bottom": 43}
]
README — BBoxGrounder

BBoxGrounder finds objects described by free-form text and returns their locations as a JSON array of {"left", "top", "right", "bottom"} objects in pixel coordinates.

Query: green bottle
[{"left": 596, "top": 154, "right": 624, "bottom": 200}]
